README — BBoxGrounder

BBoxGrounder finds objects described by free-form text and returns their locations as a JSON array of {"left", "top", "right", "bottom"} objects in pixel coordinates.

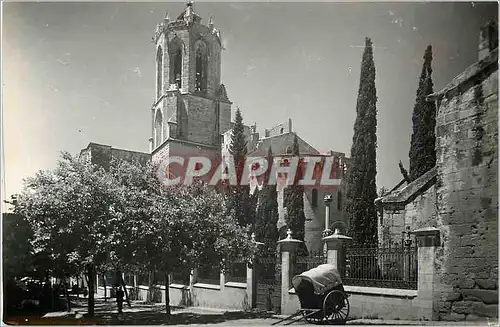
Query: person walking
[{"left": 116, "top": 286, "right": 124, "bottom": 314}]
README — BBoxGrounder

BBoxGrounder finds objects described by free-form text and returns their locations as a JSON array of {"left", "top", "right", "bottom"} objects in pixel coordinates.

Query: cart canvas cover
[{"left": 292, "top": 264, "right": 342, "bottom": 295}]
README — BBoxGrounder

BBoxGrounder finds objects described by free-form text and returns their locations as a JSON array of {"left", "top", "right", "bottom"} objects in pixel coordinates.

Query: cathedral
[{"left": 80, "top": 2, "right": 350, "bottom": 252}]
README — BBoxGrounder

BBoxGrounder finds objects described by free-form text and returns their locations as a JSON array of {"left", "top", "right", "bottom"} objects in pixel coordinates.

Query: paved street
[{"left": 5, "top": 297, "right": 497, "bottom": 326}]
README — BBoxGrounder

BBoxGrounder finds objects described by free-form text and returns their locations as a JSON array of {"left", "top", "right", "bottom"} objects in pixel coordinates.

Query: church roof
[
  {"left": 375, "top": 166, "right": 437, "bottom": 206},
  {"left": 248, "top": 132, "right": 320, "bottom": 157}
]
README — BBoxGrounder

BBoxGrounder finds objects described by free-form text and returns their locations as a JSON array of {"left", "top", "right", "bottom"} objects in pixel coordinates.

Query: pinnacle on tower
[
  {"left": 164, "top": 11, "right": 170, "bottom": 23},
  {"left": 208, "top": 15, "right": 214, "bottom": 28}
]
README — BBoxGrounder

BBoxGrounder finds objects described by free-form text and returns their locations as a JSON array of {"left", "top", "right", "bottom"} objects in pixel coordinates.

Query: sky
[{"left": 2, "top": 1, "right": 498, "bottom": 209}]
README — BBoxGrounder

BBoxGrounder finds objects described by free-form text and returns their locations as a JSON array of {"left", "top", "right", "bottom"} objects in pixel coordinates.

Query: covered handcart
[{"left": 272, "top": 264, "right": 350, "bottom": 325}]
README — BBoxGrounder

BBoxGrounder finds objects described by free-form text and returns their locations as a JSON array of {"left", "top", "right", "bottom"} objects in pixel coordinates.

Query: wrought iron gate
[{"left": 255, "top": 256, "right": 281, "bottom": 313}]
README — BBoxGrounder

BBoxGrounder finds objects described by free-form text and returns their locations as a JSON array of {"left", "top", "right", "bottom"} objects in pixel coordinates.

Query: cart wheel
[{"left": 322, "top": 290, "right": 349, "bottom": 325}]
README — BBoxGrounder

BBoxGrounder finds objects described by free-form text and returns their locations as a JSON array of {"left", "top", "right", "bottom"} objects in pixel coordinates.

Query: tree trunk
[
  {"left": 164, "top": 272, "right": 171, "bottom": 316},
  {"left": 103, "top": 275, "right": 107, "bottom": 302},
  {"left": 87, "top": 264, "right": 95, "bottom": 317},
  {"left": 119, "top": 272, "right": 131, "bottom": 307}
]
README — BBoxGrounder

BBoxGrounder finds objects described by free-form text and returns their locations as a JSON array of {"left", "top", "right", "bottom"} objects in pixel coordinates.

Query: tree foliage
[
  {"left": 255, "top": 147, "right": 279, "bottom": 256},
  {"left": 409, "top": 45, "right": 436, "bottom": 181},
  {"left": 284, "top": 135, "right": 306, "bottom": 244},
  {"left": 227, "top": 107, "right": 255, "bottom": 228},
  {"left": 11, "top": 152, "right": 257, "bottom": 316},
  {"left": 2, "top": 213, "right": 35, "bottom": 281},
  {"left": 345, "top": 37, "right": 379, "bottom": 247}
]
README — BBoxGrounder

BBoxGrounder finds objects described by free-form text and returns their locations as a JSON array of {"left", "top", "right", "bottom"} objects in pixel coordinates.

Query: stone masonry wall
[
  {"left": 378, "top": 185, "right": 438, "bottom": 249},
  {"left": 379, "top": 208, "right": 406, "bottom": 248},
  {"left": 405, "top": 184, "right": 438, "bottom": 231},
  {"left": 432, "top": 49, "right": 498, "bottom": 321},
  {"left": 183, "top": 94, "right": 217, "bottom": 145}
]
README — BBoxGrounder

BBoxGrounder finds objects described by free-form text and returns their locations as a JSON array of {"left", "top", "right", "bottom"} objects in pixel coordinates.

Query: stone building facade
[
  {"left": 375, "top": 21, "right": 498, "bottom": 321},
  {"left": 427, "top": 21, "right": 498, "bottom": 321},
  {"left": 150, "top": 2, "right": 232, "bottom": 167},
  {"left": 79, "top": 142, "right": 150, "bottom": 170}
]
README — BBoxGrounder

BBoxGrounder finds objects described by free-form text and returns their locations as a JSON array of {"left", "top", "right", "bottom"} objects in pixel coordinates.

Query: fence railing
[
  {"left": 197, "top": 263, "right": 221, "bottom": 285},
  {"left": 255, "top": 256, "right": 280, "bottom": 284},
  {"left": 226, "top": 261, "right": 247, "bottom": 283},
  {"left": 343, "top": 246, "right": 418, "bottom": 290},
  {"left": 171, "top": 271, "right": 190, "bottom": 285},
  {"left": 294, "top": 250, "right": 327, "bottom": 278}
]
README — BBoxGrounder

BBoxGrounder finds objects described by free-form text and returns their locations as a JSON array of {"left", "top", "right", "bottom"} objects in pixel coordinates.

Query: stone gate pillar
[
  {"left": 278, "top": 229, "right": 303, "bottom": 315},
  {"left": 322, "top": 228, "right": 352, "bottom": 277},
  {"left": 413, "top": 227, "right": 440, "bottom": 320}
]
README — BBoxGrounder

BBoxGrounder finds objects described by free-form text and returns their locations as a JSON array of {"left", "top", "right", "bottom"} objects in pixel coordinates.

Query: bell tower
[{"left": 150, "top": 1, "right": 232, "bottom": 165}]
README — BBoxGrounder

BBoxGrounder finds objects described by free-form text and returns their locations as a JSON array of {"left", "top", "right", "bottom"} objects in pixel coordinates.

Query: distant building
[{"left": 80, "top": 2, "right": 349, "bottom": 252}]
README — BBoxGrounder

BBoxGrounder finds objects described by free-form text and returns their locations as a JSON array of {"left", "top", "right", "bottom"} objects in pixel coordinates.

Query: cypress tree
[
  {"left": 228, "top": 108, "right": 253, "bottom": 227},
  {"left": 345, "top": 37, "right": 379, "bottom": 247},
  {"left": 409, "top": 45, "right": 436, "bottom": 181},
  {"left": 284, "top": 134, "right": 306, "bottom": 244},
  {"left": 255, "top": 147, "right": 279, "bottom": 256}
]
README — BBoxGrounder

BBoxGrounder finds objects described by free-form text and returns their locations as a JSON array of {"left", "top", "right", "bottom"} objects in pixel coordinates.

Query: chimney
[
  {"left": 288, "top": 118, "right": 293, "bottom": 133},
  {"left": 479, "top": 20, "right": 498, "bottom": 61}
]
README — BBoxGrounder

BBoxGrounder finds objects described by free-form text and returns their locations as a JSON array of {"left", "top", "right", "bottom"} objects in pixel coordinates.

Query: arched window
[
  {"left": 280, "top": 127, "right": 284, "bottom": 134},
  {"left": 337, "top": 190, "right": 342, "bottom": 211},
  {"left": 155, "top": 110, "right": 163, "bottom": 147},
  {"left": 169, "top": 38, "right": 183, "bottom": 89},
  {"left": 194, "top": 40, "right": 208, "bottom": 93},
  {"left": 156, "top": 46, "right": 163, "bottom": 98},
  {"left": 311, "top": 189, "right": 318, "bottom": 207}
]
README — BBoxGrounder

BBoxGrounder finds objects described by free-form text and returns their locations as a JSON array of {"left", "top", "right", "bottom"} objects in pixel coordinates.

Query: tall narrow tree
[
  {"left": 255, "top": 147, "right": 279, "bottom": 256},
  {"left": 345, "top": 37, "right": 379, "bottom": 247},
  {"left": 409, "top": 45, "right": 436, "bottom": 181},
  {"left": 284, "top": 135, "right": 306, "bottom": 245},
  {"left": 228, "top": 108, "right": 253, "bottom": 227}
]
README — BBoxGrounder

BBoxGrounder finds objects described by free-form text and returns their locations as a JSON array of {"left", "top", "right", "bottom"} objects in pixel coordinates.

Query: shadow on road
[{"left": 4, "top": 298, "right": 274, "bottom": 325}]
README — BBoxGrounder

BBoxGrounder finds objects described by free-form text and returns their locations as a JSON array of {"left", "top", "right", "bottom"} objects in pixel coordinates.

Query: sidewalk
[
  {"left": 30, "top": 300, "right": 500, "bottom": 326},
  {"left": 345, "top": 318, "right": 498, "bottom": 326}
]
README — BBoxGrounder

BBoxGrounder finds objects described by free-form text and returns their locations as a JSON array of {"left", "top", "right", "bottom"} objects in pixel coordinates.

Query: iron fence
[
  {"left": 226, "top": 261, "right": 247, "bottom": 283},
  {"left": 197, "top": 263, "right": 221, "bottom": 285},
  {"left": 343, "top": 246, "right": 418, "bottom": 290},
  {"left": 255, "top": 256, "right": 280, "bottom": 284},
  {"left": 171, "top": 270, "right": 190, "bottom": 285},
  {"left": 295, "top": 250, "right": 327, "bottom": 277}
]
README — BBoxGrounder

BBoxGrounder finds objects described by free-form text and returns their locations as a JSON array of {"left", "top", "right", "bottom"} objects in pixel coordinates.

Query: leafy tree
[
  {"left": 2, "top": 213, "right": 34, "bottom": 281},
  {"left": 345, "top": 37, "right": 379, "bottom": 247},
  {"left": 255, "top": 147, "right": 279, "bottom": 256},
  {"left": 409, "top": 45, "right": 436, "bottom": 181},
  {"left": 13, "top": 152, "right": 120, "bottom": 316},
  {"left": 110, "top": 159, "right": 257, "bottom": 315},
  {"left": 12, "top": 152, "right": 258, "bottom": 318},
  {"left": 284, "top": 135, "right": 306, "bottom": 246},
  {"left": 227, "top": 108, "right": 254, "bottom": 228},
  {"left": 151, "top": 181, "right": 256, "bottom": 315}
]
